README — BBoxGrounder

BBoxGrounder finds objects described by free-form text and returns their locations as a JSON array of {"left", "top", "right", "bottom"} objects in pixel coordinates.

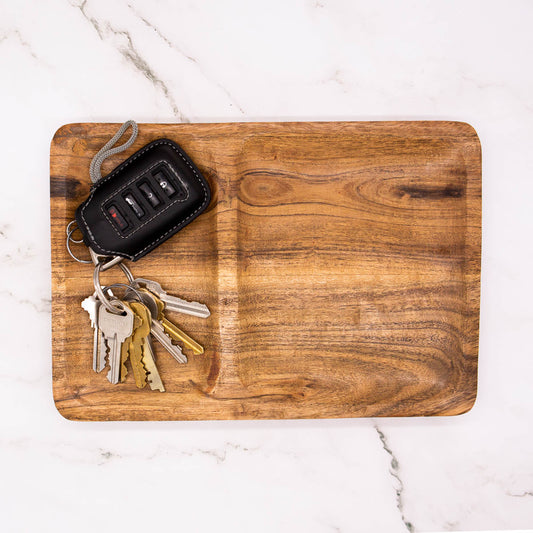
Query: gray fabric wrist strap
[{"left": 89, "top": 120, "right": 138, "bottom": 183}]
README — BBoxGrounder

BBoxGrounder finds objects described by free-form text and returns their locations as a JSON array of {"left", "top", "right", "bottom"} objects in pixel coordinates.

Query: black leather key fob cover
[{"left": 75, "top": 139, "right": 211, "bottom": 261}]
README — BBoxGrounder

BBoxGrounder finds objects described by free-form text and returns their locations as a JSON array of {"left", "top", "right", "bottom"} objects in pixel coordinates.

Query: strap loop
[{"left": 89, "top": 120, "right": 138, "bottom": 183}]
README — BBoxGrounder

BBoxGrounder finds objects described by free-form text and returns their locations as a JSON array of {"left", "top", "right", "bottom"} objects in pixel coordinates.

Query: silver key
[
  {"left": 96, "top": 289, "right": 116, "bottom": 372},
  {"left": 133, "top": 278, "right": 210, "bottom": 318},
  {"left": 82, "top": 291, "right": 115, "bottom": 373},
  {"left": 97, "top": 304, "right": 134, "bottom": 384},
  {"left": 82, "top": 295, "right": 101, "bottom": 372}
]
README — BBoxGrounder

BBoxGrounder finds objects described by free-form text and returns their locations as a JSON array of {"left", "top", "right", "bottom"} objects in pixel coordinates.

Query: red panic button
[{"left": 107, "top": 205, "right": 128, "bottom": 231}]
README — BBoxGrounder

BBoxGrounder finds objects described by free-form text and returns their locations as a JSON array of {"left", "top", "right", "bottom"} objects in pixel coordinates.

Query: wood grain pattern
[{"left": 50, "top": 121, "right": 481, "bottom": 420}]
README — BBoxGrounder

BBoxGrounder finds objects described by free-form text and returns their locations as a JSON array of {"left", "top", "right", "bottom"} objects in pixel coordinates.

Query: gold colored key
[
  {"left": 120, "top": 303, "right": 141, "bottom": 383},
  {"left": 127, "top": 302, "right": 150, "bottom": 388},
  {"left": 140, "top": 288, "right": 204, "bottom": 355},
  {"left": 129, "top": 301, "right": 165, "bottom": 392},
  {"left": 119, "top": 338, "right": 129, "bottom": 383}
]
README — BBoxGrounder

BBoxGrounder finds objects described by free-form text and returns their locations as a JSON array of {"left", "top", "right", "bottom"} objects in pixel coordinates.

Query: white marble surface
[{"left": 0, "top": 1, "right": 532, "bottom": 532}]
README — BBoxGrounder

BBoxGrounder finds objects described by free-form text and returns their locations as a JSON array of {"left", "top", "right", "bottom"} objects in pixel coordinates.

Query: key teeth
[
  {"left": 149, "top": 327, "right": 187, "bottom": 364},
  {"left": 120, "top": 362, "right": 128, "bottom": 383},
  {"left": 97, "top": 355, "right": 107, "bottom": 373},
  {"left": 104, "top": 338, "right": 114, "bottom": 383},
  {"left": 168, "top": 339, "right": 188, "bottom": 363},
  {"left": 146, "top": 373, "right": 165, "bottom": 393},
  {"left": 137, "top": 351, "right": 149, "bottom": 389}
]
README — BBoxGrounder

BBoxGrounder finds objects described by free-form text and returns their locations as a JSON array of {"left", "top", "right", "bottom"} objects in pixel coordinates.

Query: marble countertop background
[{"left": 0, "top": 1, "right": 532, "bottom": 532}]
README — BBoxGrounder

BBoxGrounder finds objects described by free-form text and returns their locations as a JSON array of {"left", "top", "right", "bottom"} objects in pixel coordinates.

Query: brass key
[
  {"left": 120, "top": 304, "right": 141, "bottom": 382},
  {"left": 127, "top": 302, "right": 149, "bottom": 388},
  {"left": 139, "top": 288, "right": 204, "bottom": 355},
  {"left": 130, "top": 302, "right": 165, "bottom": 392},
  {"left": 120, "top": 336, "right": 129, "bottom": 383},
  {"left": 128, "top": 301, "right": 165, "bottom": 391}
]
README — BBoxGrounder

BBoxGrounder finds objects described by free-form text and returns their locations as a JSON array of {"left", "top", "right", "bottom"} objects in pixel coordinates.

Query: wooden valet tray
[{"left": 50, "top": 121, "right": 481, "bottom": 421}]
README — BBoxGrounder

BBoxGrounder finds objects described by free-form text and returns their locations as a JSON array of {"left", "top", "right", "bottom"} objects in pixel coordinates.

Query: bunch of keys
[
  {"left": 66, "top": 120, "right": 212, "bottom": 392},
  {"left": 80, "top": 261, "right": 210, "bottom": 392}
]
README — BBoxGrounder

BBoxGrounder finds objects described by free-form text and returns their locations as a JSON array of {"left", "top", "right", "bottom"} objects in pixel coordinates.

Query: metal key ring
[
  {"left": 93, "top": 262, "right": 126, "bottom": 314},
  {"left": 66, "top": 220, "right": 85, "bottom": 243},
  {"left": 66, "top": 227, "right": 92, "bottom": 264},
  {"left": 118, "top": 262, "right": 135, "bottom": 285},
  {"left": 102, "top": 283, "right": 144, "bottom": 303}
]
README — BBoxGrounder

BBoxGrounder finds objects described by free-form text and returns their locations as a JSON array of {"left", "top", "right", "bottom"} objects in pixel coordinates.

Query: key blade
[
  {"left": 151, "top": 321, "right": 187, "bottom": 364},
  {"left": 141, "top": 337, "right": 165, "bottom": 392},
  {"left": 92, "top": 327, "right": 99, "bottom": 372},
  {"left": 86, "top": 297, "right": 102, "bottom": 372},
  {"left": 106, "top": 333, "right": 121, "bottom": 384},
  {"left": 97, "top": 330, "right": 108, "bottom": 372},
  {"left": 161, "top": 317, "right": 204, "bottom": 355},
  {"left": 134, "top": 277, "right": 210, "bottom": 318},
  {"left": 162, "top": 297, "right": 211, "bottom": 318},
  {"left": 127, "top": 303, "right": 149, "bottom": 389}
]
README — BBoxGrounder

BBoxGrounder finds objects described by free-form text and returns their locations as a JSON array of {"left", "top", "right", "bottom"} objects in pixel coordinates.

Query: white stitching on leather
[{"left": 79, "top": 140, "right": 208, "bottom": 260}]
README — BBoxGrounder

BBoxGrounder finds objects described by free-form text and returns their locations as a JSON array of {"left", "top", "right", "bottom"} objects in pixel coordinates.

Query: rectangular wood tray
[{"left": 51, "top": 121, "right": 481, "bottom": 420}]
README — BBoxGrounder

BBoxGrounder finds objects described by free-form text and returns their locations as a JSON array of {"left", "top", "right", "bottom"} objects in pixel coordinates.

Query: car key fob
[{"left": 75, "top": 139, "right": 211, "bottom": 261}]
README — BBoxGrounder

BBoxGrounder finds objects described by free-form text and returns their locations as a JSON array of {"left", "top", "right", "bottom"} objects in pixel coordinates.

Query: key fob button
[
  {"left": 153, "top": 169, "right": 177, "bottom": 197},
  {"left": 138, "top": 182, "right": 161, "bottom": 208},
  {"left": 107, "top": 204, "right": 128, "bottom": 231},
  {"left": 124, "top": 193, "right": 145, "bottom": 218}
]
